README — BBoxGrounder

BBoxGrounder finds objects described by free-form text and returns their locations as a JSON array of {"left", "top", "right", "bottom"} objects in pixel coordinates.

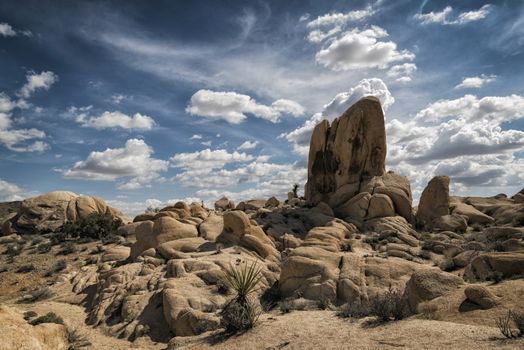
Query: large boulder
[
  {"left": 403, "top": 269, "right": 463, "bottom": 312},
  {"left": 0, "top": 305, "right": 69, "bottom": 350},
  {"left": 465, "top": 252, "right": 524, "bottom": 281},
  {"left": 305, "top": 97, "right": 386, "bottom": 206},
  {"left": 214, "top": 197, "right": 235, "bottom": 211},
  {"left": 10, "top": 191, "right": 127, "bottom": 234},
  {"left": 464, "top": 285, "right": 499, "bottom": 309},
  {"left": 416, "top": 176, "right": 450, "bottom": 229}
]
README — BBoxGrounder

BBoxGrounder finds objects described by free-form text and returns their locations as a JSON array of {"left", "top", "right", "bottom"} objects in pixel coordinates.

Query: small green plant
[
  {"left": 448, "top": 205, "right": 456, "bottom": 213},
  {"left": 5, "top": 243, "right": 22, "bottom": 256},
  {"left": 486, "top": 271, "right": 504, "bottom": 284},
  {"left": 29, "top": 312, "right": 64, "bottom": 326},
  {"left": 292, "top": 183, "right": 299, "bottom": 198},
  {"left": 220, "top": 261, "right": 263, "bottom": 333},
  {"left": 58, "top": 241, "right": 77, "bottom": 255},
  {"left": 31, "top": 237, "right": 44, "bottom": 246},
  {"left": 23, "top": 311, "right": 38, "bottom": 320},
  {"left": 45, "top": 259, "right": 67, "bottom": 277}
]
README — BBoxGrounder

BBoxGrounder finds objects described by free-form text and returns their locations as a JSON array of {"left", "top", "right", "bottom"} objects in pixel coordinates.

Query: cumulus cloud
[
  {"left": 0, "top": 93, "right": 48, "bottom": 152},
  {"left": 186, "top": 90, "right": 305, "bottom": 124},
  {"left": 0, "top": 178, "right": 25, "bottom": 201},
  {"left": 75, "top": 110, "right": 155, "bottom": 130},
  {"left": 414, "top": 4, "right": 492, "bottom": 25},
  {"left": 0, "top": 23, "right": 16, "bottom": 37},
  {"left": 454, "top": 75, "right": 496, "bottom": 89},
  {"left": 387, "top": 63, "right": 417, "bottom": 82},
  {"left": 111, "top": 94, "right": 130, "bottom": 104},
  {"left": 190, "top": 134, "right": 202, "bottom": 140},
  {"left": 170, "top": 148, "right": 253, "bottom": 171},
  {"left": 64, "top": 139, "right": 169, "bottom": 189},
  {"left": 238, "top": 140, "right": 258, "bottom": 150},
  {"left": 315, "top": 26, "right": 415, "bottom": 71},
  {"left": 386, "top": 93, "right": 524, "bottom": 193},
  {"left": 281, "top": 78, "right": 394, "bottom": 155},
  {"left": 17, "top": 71, "right": 58, "bottom": 98}
]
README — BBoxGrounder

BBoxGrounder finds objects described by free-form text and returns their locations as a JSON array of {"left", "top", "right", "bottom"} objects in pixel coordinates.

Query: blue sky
[{"left": 0, "top": 0, "right": 523, "bottom": 217}]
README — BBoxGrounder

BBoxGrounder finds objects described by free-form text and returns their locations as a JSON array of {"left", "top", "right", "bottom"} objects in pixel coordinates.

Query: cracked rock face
[{"left": 305, "top": 97, "right": 413, "bottom": 224}]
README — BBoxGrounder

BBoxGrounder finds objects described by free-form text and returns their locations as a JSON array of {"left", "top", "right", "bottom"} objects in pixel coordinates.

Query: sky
[{"left": 0, "top": 0, "right": 523, "bottom": 217}]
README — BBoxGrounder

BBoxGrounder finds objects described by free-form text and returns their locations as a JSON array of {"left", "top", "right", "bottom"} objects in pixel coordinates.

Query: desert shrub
[
  {"left": 292, "top": 183, "right": 299, "bottom": 198},
  {"left": 5, "top": 243, "right": 21, "bottom": 256},
  {"left": 369, "top": 287, "right": 408, "bottom": 322},
  {"left": 279, "top": 299, "right": 293, "bottom": 314},
  {"left": 337, "top": 299, "right": 371, "bottom": 319},
  {"left": 340, "top": 243, "right": 351, "bottom": 252},
  {"left": 23, "top": 311, "right": 37, "bottom": 320},
  {"left": 318, "top": 297, "right": 331, "bottom": 310},
  {"left": 18, "top": 286, "right": 53, "bottom": 303},
  {"left": 37, "top": 242, "right": 52, "bottom": 254},
  {"left": 58, "top": 241, "right": 77, "bottom": 255},
  {"left": 61, "top": 213, "right": 122, "bottom": 240},
  {"left": 470, "top": 223, "right": 483, "bottom": 232},
  {"left": 101, "top": 234, "right": 124, "bottom": 245},
  {"left": 0, "top": 266, "right": 8, "bottom": 273},
  {"left": 486, "top": 271, "right": 504, "bottom": 284},
  {"left": 449, "top": 205, "right": 456, "bottom": 213},
  {"left": 439, "top": 257, "right": 455, "bottom": 272},
  {"left": 84, "top": 256, "right": 98, "bottom": 265},
  {"left": 29, "top": 312, "right": 64, "bottom": 326},
  {"left": 67, "top": 328, "right": 91, "bottom": 349},
  {"left": 50, "top": 232, "right": 67, "bottom": 245},
  {"left": 17, "top": 264, "right": 36, "bottom": 273},
  {"left": 418, "top": 249, "right": 432, "bottom": 260},
  {"left": 497, "top": 310, "right": 518, "bottom": 339},
  {"left": 45, "top": 259, "right": 67, "bottom": 276},
  {"left": 417, "top": 302, "right": 441, "bottom": 320},
  {"left": 220, "top": 261, "right": 262, "bottom": 333}
]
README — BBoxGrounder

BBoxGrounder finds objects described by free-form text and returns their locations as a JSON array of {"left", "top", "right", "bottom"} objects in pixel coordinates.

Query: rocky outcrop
[
  {"left": 214, "top": 196, "right": 235, "bottom": 211},
  {"left": 305, "top": 97, "right": 413, "bottom": 225},
  {"left": 416, "top": 176, "right": 453, "bottom": 230},
  {"left": 1, "top": 191, "right": 128, "bottom": 235},
  {"left": 0, "top": 306, "right": 68, "bottom": 350},
  {"left": 464, "top": 285, "right": 499, "bottom": 309}
]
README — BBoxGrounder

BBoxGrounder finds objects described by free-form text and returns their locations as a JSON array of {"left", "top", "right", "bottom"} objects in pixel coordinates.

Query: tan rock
[
  {"left": 416, "top": 176, "right": 450, "bottom": 228},
  {"left": 214, "top": 196, "right": 235, "bottom": 211},
  {"left": 366, "top": 193, "right": 395, "bottom": 220},
  {"left": 199, "top": 213, "right": 224, "bottom": 241},
  {"left": 101, "top": 246, "right": 130, "bottom": 262},
  {"left": 464, "top": 285, "right": 499, "bottom": 309},
  {"left": 404, "top": 269, "right": 463, "bottom": 311},
  {"left": 466, "top": 252, "right": 524, "bottom": 281}
]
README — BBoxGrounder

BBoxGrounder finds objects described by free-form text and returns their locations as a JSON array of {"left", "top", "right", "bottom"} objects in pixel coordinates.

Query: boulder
[
  {"left": 464, "top": 285, "right": 499, "bottom": 309},
  {"left": 416, "top": 176, "right": 450, "bottom": 229},
  {"left": 335, "top": 192, "right": 371, "bottom": 223},
  {"left": 214, "top": 196, "right": 235, "bottom": 211},
  {"left": 101, "top": 246, "right": 131, "bottom": 262},
  {"left": 0, "top": 305, "right": 69, "bottom": 350},
  {"left": 404, "top": 269, "right": 463, "bottom": 311},
  {"left": 199, "top": 213, "right": 224, "bottom": 241},
  {"left": 265, "top": 196, "right": 280, "bottom": 208},
  {"left": 366, "top": 193, "right": 395, "bottom": 220},
  {"left": 466, "top": 252, "right": 524, "bottom": 281},
  {"left": 449, "top": 198, "right": 495, "bottom": 225},
  {"left": 432, "top": 214, "right": 468, "bottom": 233}
]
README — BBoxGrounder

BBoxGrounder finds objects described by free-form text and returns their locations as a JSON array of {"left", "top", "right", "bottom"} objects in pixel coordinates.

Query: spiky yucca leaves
[
  {"left": 220, "top": 261, "right": 263, "bottom": 333},
  {"left": 224, "top": 261, "right": 263, "bottom": 301}
]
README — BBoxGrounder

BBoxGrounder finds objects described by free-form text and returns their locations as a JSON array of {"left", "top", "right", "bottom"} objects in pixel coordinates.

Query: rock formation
[
  {"left": 305, "top": 97, "right": 413, "bottom": 225},
  {"left": 1, "top": 191, "right": 128, "bottom": 235}
]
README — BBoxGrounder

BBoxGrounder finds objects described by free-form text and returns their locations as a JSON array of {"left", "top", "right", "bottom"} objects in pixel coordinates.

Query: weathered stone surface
[
  {"left": 101, "top": 246, "right": 131, "bottom": 262},
  {"left": 466, "top": 252, "right": 524, "bottom": 281},
  {"left": 404, "top": 269, "right": 463, "bottom": 311},
  {"left": 0, "top": 305, "right": 69, "bottom": 350},
  {"left": 416, "top": 176, "right": 450, "bottom": 229},
  {"left": 199, "top": 213, "right": 223, "bottom": 241},
  {"left": 464, "top": 285, "right": 499, "bottom": 309},
  {"left": 265, "top": 196, "right": 280, "bottom": 208},
  {"left": 214, "top": 196, "right": 235, "bottom": 211},
  {"left": 306, "top": 97, "right": 386, "bottom": 206},
  {"left": 366, "top": 193, "right": 395, "bottom": 220}
]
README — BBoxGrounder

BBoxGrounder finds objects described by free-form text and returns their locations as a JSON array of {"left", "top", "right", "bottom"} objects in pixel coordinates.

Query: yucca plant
[{"left": 220, "top": 261, "right": 263, "bottom": 333}]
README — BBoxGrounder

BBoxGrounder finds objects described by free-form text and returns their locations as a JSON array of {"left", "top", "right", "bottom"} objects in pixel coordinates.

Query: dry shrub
[{"left": 369, "top": 287, "right": 409, "bottom": 322}]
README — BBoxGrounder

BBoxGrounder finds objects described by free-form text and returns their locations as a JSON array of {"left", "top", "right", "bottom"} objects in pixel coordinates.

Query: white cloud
[
  {"left": 186, "top": 89, "right": 305, "bottom": 124},
  {"left": 170, "top": 148, "right": 253, "bottom": 171},
  {"left": 454, "top": 75, "right": 496, "bottom": 89},
  {"left": 387, "top": 63, "right": 417, "bottom": 82},
  {"left": 306, "top": 7, "right": 375, "bottom": 28},
  {"left": 281, "top": 78, "right": 394, "bottom": 156},
  {"left": 64, "top": 139, "right": 169, "bottom": 189},
  {"left": 111, "top": 94, "right": 129, "bottom": 104},
  {"left": 307, "top": 26, "right": 342, "bottom": 43},
  {"left": 0, "top": 23, "right": 16, "bottom": 37},
  {"left": 0, "top": 178, "right": 24, "bottom": 201},
  {"left": 414, "top": 4, "right": 492, "bottom": 25},
  {"left": 190, "top": 134, "right": 202, "bottom": 140},
  {"left": 238, "top": 140, "right": 258, "bottom": 150},
  {"left": 201, "top": 140, "right": 212, "bottom": 146},
  {"left": 0, "top": 92, "right": 48, "bottom": 152},
  {"left": 75, "top": 110, "right": 155, "bottom": 130},
  {"left": 315, "top": 26, "right": 415, "bottom": 71},
  {"left": 17, "top": 71, "right": 58, "bottom": 98}
]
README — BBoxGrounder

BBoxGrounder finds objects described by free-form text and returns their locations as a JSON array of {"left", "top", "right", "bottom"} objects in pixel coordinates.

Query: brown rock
[
  {"left": 416, "top": 176, "right": 450, "bottom": 228},
  {"left": 464, "top": 285, "right": 499, "bottom": 309},
  {"left": 404, "top": 269, "right": 463, "bottom": 311}
]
